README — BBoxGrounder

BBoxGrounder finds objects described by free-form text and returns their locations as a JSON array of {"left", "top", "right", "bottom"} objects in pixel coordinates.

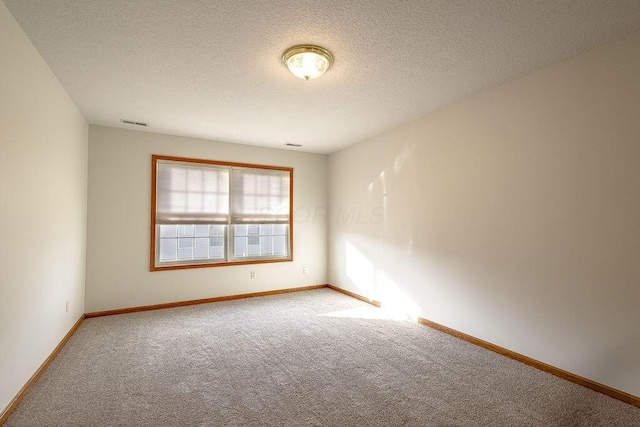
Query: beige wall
[
  {"left": 0, "top": 2, "right": 88, "bottom": 412},
  {"left": 329, "top": 31, "right": 640, "bottom": 396},
  {"left": 85, "top": 126, "right": 328, "bottom": 312}
]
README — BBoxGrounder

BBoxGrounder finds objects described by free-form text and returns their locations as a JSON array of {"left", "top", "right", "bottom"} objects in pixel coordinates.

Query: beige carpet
[{"left": 6, "top": 288, "right": 640, "bottom": 426}]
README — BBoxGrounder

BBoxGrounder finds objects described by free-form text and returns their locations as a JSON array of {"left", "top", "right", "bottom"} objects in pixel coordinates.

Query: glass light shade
[{"left": 282, "top": 45, "right": 334, "bottom": 81}]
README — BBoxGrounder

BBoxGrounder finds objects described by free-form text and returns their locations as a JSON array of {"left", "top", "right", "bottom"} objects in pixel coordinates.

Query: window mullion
[{"left": 227, "top": 166, "right": 233, "bottom": 262}]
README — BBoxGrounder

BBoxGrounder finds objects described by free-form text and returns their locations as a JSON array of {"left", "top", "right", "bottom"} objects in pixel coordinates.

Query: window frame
[{"left": 150, "top": 154, "right": 293, "bottom": 271}]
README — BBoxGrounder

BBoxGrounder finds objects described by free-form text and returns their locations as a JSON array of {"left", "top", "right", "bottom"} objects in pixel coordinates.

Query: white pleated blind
[
  {"left": 156, "top": 161, "right": 230, "bottom": 224},
  {"left": 231, "top": 167, "right": 290, "bottom": 224}
]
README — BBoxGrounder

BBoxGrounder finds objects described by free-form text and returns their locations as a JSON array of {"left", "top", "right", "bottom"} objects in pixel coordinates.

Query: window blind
[
  {"left": 230, "top": 167, "right": 290, "bottom": 224},
  {"left": 156, "top": 161, "right": 230, "bottom": 224}
]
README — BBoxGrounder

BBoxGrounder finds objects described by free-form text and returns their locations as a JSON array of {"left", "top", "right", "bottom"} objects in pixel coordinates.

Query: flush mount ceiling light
[{"left": 282, "top": 45, "right": 334, "bottom": 81}]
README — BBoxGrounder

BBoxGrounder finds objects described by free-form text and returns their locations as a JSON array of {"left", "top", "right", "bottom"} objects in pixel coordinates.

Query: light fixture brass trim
[{"left": 282, "top": 44, "right": 334, "bottom": 81}]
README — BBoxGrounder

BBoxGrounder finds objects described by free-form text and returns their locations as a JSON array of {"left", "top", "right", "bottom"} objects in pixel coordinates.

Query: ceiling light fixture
[{"left": 282, "top": 45, "right": 334, "bottom": 81}]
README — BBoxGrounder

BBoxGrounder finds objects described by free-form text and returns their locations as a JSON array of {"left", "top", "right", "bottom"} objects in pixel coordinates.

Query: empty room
[{"left": 1, "top": 1, "right": 639, "bottom": 425}]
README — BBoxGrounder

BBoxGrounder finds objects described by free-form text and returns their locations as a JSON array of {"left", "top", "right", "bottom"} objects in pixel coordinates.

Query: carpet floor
[{"left": 6, "top": 288, "right": 640, "bottom": 426}]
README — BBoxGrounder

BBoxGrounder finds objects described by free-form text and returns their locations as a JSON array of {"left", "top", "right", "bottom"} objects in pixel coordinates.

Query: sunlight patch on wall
[
  {"left": 344, "top": 240, "right": 422, "bottom": 322},
  {"left": 376, "top": 271, "right": 421, "bottom": 322},
  {"left": 345, "top": 241, "right": 374, "bottom": 299}
]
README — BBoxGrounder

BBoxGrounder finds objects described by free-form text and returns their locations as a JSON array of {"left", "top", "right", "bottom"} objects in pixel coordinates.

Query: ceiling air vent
[
  {"left": 285, "top": 143, "right": 302, "bottom": 147},
  {"left": 120, "top": 119, "right": 148, "bottom": 127}
]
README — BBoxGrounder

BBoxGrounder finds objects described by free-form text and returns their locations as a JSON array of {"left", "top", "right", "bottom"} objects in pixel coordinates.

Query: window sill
[{"left": 150, "top": 256, "right": 293, "bottom": 272}]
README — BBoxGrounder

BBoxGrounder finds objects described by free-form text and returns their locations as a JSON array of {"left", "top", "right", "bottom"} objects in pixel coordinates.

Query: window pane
[
  {"left": 178, "top": 248, "right": 192, "bottom": 260},
  {"left": 210, "top": 243, "right": 225, "bottom": 259},
  {"left": 178, "top": 225, "right": 194, "bottom": 237},
  {"left": 261, "top": 236, "right": 273, "bottom": 254},
  {"left": 178, "top": 238, "right": 192, "bottom": 249},
  {"left": 159, "top": 238, "right": 177, "bottom": 261},
  {"left": 235, "top": 224, "right": 247, "bottom": 236},
  {"left": 274, "top": 236, "right": 286, "bottom": 254},
  {"left": 209, "top": 225, "right": 225, "bottom": 236},
  {"left": 209, "top": 236, "right": 224, "bottom": 247},
  {"left": 158, "top": 224, "right": 226, "bottom": 263},
  {"left": 232, "top": 224, "right": 288, "bottom": 259},
  {"left": 248, "top": 243, "right": 260, "bottom": 256},
  {"left": 195, "top": 225, "right": 209, "bottom": 237},
  {"left": 160, "top": 225, "right": 177, "bottom": 238},
  {"left": 234, "top": 236, "right": 248, "bottom": 257},
  {"left": 194, "top": 237, "right": 209, "bottom": 258},
  {"left": 247, "top": 225, "right": 259, "bottom": 245}
]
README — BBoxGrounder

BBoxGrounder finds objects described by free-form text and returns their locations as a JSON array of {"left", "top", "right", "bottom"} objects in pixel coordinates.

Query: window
[{"left": 151, "top": 155, "right": 292, "bottom": 270}]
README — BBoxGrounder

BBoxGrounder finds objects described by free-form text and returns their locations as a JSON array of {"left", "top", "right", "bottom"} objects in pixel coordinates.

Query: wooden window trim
[{"left": 150, "top": 154, "right": 294, "bottom": 271}]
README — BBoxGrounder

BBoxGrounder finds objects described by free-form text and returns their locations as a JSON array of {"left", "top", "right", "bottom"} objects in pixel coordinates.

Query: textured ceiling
[{"left": 5, "top": 1, "right": 640, "bottom": 154}]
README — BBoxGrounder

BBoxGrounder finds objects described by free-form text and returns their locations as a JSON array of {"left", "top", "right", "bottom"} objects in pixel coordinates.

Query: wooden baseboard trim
[
  {"left": 415, "top": 317, "right": 640, "bottom": 407},
  {"left": 327, "top": 284, "right": 381, "bottom": 307},
  {"left": 85, "top": 284, "right": 329, "bottom": 318},
  {"left": 327, "top": 284, "right": 640, "bottom": 408},
  {"left": 0, "top": 315, "right": 85, "bottom": 425}
]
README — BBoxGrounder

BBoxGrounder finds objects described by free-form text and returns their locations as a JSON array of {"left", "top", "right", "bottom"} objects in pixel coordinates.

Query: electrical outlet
[
  {"left": 250, "top": 271, "right": 256, "bottom": 279},
  {"left": 65, "top": 300, "right": 70, "bottom": 313},
  {"left": 303, "top": 267, "right": 309, "bottom": 274}
]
